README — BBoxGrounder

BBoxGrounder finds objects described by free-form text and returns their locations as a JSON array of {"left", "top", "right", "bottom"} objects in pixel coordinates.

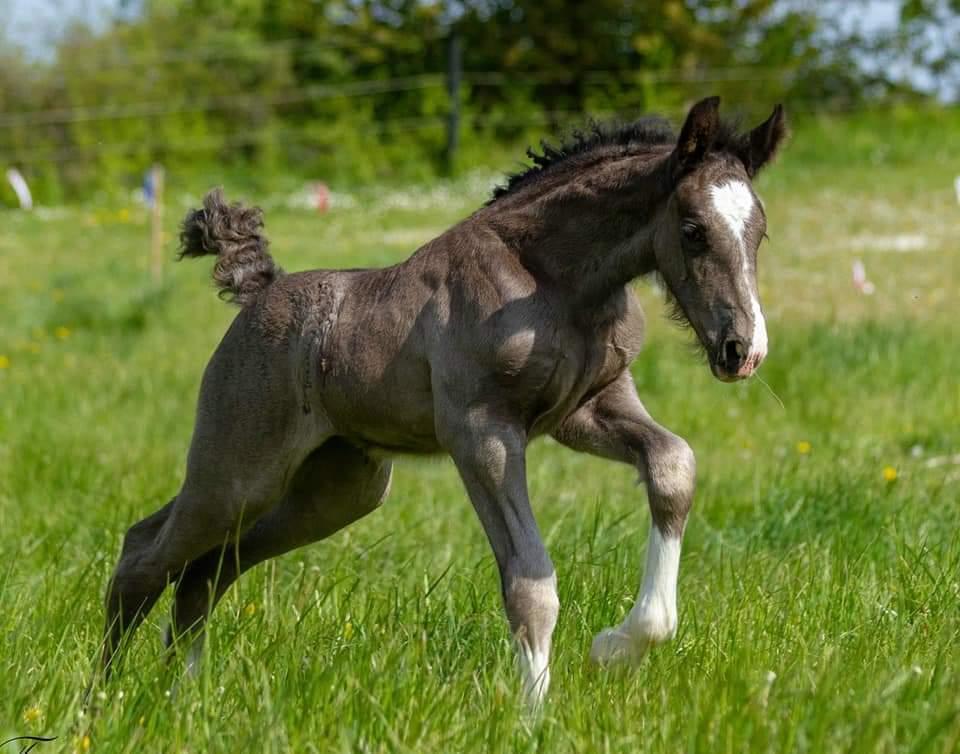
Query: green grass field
[{"left": 1, "top": 108, "right": 959, "bottom": 753}]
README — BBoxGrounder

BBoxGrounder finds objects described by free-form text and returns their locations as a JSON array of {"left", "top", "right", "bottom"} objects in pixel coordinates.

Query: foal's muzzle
[{"left": 712, "top": 333, "right": 765, "bottom": 381}]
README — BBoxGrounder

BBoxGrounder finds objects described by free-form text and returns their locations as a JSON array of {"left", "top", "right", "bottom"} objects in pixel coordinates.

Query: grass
[{"left": 1, "top": 108, "right": 959, "bottom": 753}]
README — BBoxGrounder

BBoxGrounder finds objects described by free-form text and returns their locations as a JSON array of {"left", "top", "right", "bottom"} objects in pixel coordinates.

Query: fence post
[
  {"left": 149, "top": 164, "right": 165, "bottom": 283},
  {"left": 445, "top": 24, "right": 462, "bottom": 175}
]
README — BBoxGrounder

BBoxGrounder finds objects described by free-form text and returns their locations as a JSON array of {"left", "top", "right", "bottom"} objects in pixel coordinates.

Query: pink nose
[{"left": 737, "top": 348, "right": 766, "bottom": 377}]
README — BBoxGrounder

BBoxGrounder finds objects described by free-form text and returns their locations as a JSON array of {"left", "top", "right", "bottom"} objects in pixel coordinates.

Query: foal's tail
[{"left": 179, "top": 188, "right": 283, "bottom": 306}]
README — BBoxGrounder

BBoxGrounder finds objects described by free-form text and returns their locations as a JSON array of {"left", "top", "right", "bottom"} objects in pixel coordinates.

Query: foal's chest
[{"left": 521, "top": 289, "right": 646, "bottom": 435}]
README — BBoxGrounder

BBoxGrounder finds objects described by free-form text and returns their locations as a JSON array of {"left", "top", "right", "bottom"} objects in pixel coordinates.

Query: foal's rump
[
  {"left": 183, "top": 302, "right": 322, "bottom": 525},
  {"left": 177, "top": 187, "right": 440, "bottom": 459}
]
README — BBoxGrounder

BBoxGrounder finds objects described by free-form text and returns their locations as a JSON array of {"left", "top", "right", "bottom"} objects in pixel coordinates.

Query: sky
[{"left": 2, "top": 0, "right": 123, "bottom": 52}]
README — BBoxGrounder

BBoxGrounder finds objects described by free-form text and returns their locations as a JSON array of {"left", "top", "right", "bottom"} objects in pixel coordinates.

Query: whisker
[{"left": 752, "top": 371, "right": 786, "bottom": 411}]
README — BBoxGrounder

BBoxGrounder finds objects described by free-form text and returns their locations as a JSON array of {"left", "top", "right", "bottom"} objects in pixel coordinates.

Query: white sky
[{"left": 2, "top": 0, "right": 122, "bottom": 51}]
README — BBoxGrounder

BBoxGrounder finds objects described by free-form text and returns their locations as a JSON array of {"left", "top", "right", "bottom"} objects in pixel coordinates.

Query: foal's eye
[{"left": 681, "top": 221, "right": 705, "bottom": 245}]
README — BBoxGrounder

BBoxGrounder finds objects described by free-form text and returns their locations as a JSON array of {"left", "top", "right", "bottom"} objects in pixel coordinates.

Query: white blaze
[
  {"left": 709, "top": 180, "right": 768, "bottom": 370},
  {"left": 710, "top": 180, "right": 754, "bottom": 240}
]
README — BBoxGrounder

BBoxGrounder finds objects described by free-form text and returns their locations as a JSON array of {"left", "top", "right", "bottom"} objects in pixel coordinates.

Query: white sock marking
[
  {"left": 511, "top": 575, "right": 557, "bottom": 706},
  {"left": 591, "top": 527, "right": 681, "bottom": 665},
  {"left": 710, "top": 180, "right": 768, "bottom": 371},
  {"left": 518, "top": 644, "right": 550, "bottom": 705},
  {"left": 626, "top": 527, "right": 680, "bottom": 640},
  {"left": 162, "top": 620, "right": 204, "bottom": 678}
]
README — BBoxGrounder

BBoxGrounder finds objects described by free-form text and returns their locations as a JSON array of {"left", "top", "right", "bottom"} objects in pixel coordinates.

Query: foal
[{"left": 101, "top": 96, "right": 786, "bottom": 702}]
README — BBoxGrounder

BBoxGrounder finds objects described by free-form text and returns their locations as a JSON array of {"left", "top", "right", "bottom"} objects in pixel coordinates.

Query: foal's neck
[{"left": 483, "top": 148, "right": 673, "bottom": 308}]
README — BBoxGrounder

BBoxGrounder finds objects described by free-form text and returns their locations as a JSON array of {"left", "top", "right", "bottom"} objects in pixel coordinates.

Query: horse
[{"left": 99, "top": 96, "right": 787, "bottom": 704}]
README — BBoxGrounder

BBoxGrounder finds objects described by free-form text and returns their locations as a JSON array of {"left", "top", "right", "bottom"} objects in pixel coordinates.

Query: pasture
[{"left": 1, "top": 108, "right": 959, "bottom": 753}]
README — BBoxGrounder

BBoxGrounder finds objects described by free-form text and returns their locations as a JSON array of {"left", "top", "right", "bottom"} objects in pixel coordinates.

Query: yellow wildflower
[
  {"left": 343, "top": 621, "right": 354, "bottom": 639},
  {"left": 244, "top": 602, "right": 256, "bottom": 617},
  {"left": 82, "top": 734, "right": 91, "bottom": 751},
  {"left": 23, "top": 705, "right": 42, "bottom": 724},
  {"left": 54, "top": 326, "right": 71, "bottom": 340},
  {"left": 796, "top": 440, "right": 812, "bottom": 455},
  {"left": 882, "top": 466, "right": 898, "bottom": 482},
  {"left": 0, "top": 355, "right": 9, "bottom": 369}
]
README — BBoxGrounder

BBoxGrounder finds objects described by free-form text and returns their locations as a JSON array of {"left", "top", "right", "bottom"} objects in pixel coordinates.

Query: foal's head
[{"left": 655, "top": 97, "right": 787, "bottom": 381}]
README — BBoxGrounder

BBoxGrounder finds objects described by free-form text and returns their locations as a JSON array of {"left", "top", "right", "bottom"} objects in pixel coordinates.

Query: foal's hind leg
[
  {"left": 101, "top": 470, "right": 291, "bottom": 675},
  {"left": 553, "top": 371, "right": 695, "bottom": 665},
  {"left": 166, "top": 438, "right": 392, "bottom": 667},
  {"left": 98, "top": 500, "right": 177, "bottom": 673},
  {"left": 101, "top": 326, "right": 314, "bottom": 676}
]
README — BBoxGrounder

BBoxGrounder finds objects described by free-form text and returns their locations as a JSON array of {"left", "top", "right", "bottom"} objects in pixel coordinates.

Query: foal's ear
[
  {"left": 741, "top": 104, "right": 787, "bottom": 177},
  {"left": 673, "top": 96, "right": 721, "bottom": 176}
]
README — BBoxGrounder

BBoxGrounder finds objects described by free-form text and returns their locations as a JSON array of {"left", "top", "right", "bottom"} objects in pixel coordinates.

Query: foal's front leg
[
  {"left": 438, "top": 407, "right": 559, "bottom": 704},
  {"left": 554, "top": 371, "right": 696, "bottom": 665}
]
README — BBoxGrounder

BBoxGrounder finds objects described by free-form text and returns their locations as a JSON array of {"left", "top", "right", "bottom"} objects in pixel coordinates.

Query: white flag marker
[{"left": 6, "top": 168, "right": 32, "bottom": 210}]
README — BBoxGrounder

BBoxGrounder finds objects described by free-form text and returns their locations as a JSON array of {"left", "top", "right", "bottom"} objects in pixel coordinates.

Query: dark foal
[{"left": 100, "top": 96, "right": 786, "bottom": 703}]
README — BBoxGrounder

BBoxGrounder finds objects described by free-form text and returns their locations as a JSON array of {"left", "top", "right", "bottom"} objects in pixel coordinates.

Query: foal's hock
[{"left": 100, "top": 96, "right": 786, "bottom": 704}]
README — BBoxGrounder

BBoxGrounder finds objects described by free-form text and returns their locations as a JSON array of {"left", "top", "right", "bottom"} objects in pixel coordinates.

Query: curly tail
[{"left": 178, "top": 188, "right": 283, "bottom": 306}]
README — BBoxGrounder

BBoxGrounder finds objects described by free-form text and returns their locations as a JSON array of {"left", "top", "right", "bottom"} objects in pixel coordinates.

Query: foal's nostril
[{"left": 722, "top": 338, "right": 746, "bottom": 372}]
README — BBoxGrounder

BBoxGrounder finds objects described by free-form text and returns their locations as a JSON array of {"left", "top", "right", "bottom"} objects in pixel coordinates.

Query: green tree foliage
[{"left": 0, "top": 0, "right": 950, "bottom": 203}]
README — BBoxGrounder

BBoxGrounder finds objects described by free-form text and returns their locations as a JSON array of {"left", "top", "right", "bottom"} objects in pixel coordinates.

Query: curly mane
[{"left": 489, "top": 114, "right": 754, "bottom": 204}]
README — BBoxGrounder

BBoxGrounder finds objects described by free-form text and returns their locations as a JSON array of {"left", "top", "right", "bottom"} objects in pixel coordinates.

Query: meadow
[{"left": 1, "top": 107, "right": 959, "bottom": 753}]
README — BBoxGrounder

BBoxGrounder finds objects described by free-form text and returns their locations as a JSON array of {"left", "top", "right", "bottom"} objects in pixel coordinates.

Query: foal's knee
[{"left": 643, "top": 433, "right": 695, "bottom": 532}]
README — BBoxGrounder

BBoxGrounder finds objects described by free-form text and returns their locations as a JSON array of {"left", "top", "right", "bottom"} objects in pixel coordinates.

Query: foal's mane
[{"left": 489, "top": 114, "right": 751, "bottom": 204}]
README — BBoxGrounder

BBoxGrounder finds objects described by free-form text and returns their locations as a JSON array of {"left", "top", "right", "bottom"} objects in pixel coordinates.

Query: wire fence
[
  {"left": 0, "top": 48, "right": 937, "bottom": 175},
  {"left": 50, "top": 36, "right": 398, "bottom": 72},
  {"left": 1, "top": 96, "right": 928, "bottom": 167}
]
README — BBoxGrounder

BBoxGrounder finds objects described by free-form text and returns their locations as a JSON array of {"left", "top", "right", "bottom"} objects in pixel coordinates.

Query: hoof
[{"left": 589, "top": 627, "right": 649, "bottom": 666}]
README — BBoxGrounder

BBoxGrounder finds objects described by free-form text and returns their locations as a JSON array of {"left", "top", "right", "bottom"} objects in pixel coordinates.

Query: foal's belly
[
  {"left": 317, "top": 347, "right": 442, "bottom": 454},
  {"left": 317, "top": 341, "right": 586, "bottom": 455},
  {"left": 337, "top": 389, "right": 442, "bottom": 455}
]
